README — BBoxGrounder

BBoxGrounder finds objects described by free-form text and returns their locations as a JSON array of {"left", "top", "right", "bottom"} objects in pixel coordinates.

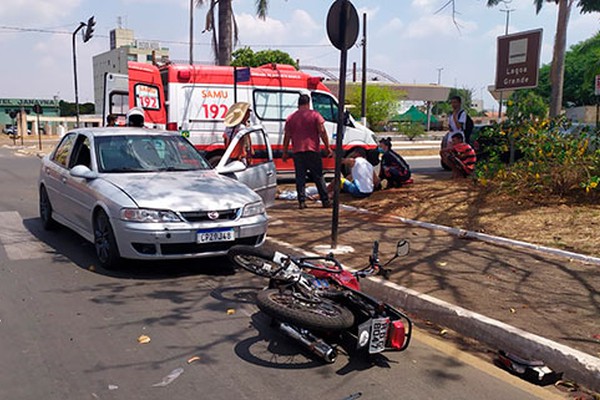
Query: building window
[{"left": 146, "top": 54, "right": 153, "bottom": 62}]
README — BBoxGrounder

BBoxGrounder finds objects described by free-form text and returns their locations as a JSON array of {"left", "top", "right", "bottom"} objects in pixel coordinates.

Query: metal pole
[
  {"left": 497, "top": 8, "right": 514, "bottom": 124},
  {"left": 233, "top": 66, "right": 238, "bottom": 103},
  {"left": 331, "top": 0, "right": 349, "bottom": 249},
  {"left": 189, "top": 0, "right": 194, "bottom": 64},
  {"left": 36, "top": 111, "right": 42, "bottom": 151},
  {"left": 19, "top": 107, "right": 24, "bottom": 146},
  {"left": 360, "top": 12, "right": 367, "bottom": 126},
  {"left": 437, "top": 67, "right": 443, "bottom": 85},
  {"left": 72, "top": 23, "right": 85, "bottom": 128}
]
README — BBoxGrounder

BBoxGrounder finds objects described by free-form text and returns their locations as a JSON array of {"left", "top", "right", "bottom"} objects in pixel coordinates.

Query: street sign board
[
  {"left": 495, "top": 29, "right": 543, "bottom": 91},
  {"left": 326, "top": 0, "right": 359, "bottom": 51},
  {"left": 595, "top": 74, "right": 600, "bottom": 96}
]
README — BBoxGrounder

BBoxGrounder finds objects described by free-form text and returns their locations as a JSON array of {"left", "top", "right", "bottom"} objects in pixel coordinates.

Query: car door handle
[{"left": 266, "top": 171, "right": 274, "bottom": 177}]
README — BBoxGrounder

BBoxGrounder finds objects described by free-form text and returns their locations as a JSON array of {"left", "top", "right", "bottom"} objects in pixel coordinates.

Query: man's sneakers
[
  {"left": 298, "top": 201, "right": 307, "bottom": 209},
  {"left": 321, "top": 200, "right": 332, "bottom": 208}
]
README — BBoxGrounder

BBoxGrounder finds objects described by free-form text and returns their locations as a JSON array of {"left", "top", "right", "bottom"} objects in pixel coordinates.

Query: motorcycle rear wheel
[{"left": 256, "top": 289, "right": 355, "bottom": 332}]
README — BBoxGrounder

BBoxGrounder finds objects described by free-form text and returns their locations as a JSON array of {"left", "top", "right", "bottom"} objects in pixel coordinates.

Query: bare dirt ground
[{"left": 347, "top": 175, "right": 600, "bottom": 258}]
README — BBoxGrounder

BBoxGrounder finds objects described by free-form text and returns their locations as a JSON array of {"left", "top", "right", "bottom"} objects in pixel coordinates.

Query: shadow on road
[{"left": 22, "top": 216, "right": 236, "bottom": 280}]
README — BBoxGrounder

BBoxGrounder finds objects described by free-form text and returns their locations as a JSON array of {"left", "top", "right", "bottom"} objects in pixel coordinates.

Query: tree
[
  {"left": 506, "top": 90, "right": 548, "bottom": 122},
  {"left": 486, "top": 0, "right": 600, "bottom": 117},
  {"left": 231, "top": 47, "right": 298, "bottom": 69},
  {"left": 347, "top": 85, "right": 403, "bottom": 130},
  {"left": 59, "top": 101, "right": 94, "bottom": 116},
  {"left": 432, "top": 87, "right": 476, "bottom": 116},
  {"left": 520, "top": 31, "right": 600, "bottom": 108},
  {"left": 196, "top": 0, "right": 269, "bottom": 66}
]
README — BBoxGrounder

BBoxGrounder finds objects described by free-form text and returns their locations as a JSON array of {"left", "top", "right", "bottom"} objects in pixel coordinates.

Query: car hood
[{"left": 101, "top": 170, "right": 262, "bottom": 212}]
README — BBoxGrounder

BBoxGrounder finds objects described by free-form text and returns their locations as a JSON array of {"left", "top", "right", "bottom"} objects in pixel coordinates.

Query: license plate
[
  {"left": 368, "top": 318, "right": 390, "bottom": 354},
  {"left": 196, "top": 228, "right": 235, "bottom": 244}
]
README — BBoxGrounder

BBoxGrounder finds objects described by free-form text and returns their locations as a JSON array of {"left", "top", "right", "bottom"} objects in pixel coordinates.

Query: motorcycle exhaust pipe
[{"left": 277, "top": 322, "right": 337, "bottom": 363}]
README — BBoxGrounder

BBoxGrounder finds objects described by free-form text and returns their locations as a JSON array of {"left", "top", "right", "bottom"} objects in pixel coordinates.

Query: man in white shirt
[
  {"left": 444, "top": 95, "right": 466, "bottom": 147},
  {"left": 327, "top": 148, "right": 378, "bottom": 198}
]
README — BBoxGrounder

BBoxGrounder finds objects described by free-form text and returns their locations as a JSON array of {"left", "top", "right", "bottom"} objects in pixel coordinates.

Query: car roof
[{"left": 67, "top": 127, "right": 180, "bottom": 138}]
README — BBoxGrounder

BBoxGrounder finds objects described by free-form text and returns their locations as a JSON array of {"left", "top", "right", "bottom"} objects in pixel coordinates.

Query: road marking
[{"left": 0, "top": 211, "right": 53, "bottom": 260}]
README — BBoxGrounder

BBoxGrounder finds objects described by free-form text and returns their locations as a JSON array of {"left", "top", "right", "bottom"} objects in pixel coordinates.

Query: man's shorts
[{"left": 340, "top": 178, "right": 371, "bottom": 198}]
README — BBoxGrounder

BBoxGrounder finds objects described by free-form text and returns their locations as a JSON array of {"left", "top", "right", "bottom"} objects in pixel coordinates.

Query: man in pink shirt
[{"left": 282, "top": 94, "right": 333, "bottom": 209}]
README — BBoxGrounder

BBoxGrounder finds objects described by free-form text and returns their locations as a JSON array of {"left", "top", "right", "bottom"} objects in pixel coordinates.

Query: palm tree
[
  {"left": 196, "top": 0, "right": 269, "bottom": 66},
  {"left": 487, "top": 0, "right": 600, "bottom": 117}
]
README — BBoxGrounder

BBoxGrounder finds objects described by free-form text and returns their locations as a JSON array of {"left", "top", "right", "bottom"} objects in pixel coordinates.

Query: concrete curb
[
  {"left": 340, "top": 204, "right": 600, "bottom": 267},
  {"left": 267, "top": 237, "right": 600, "bottom": 392}
]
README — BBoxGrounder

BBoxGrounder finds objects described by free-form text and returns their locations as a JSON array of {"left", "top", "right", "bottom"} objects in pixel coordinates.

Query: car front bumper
[{"left": 111, "top": 213, "right": 268, "bottom": 260}]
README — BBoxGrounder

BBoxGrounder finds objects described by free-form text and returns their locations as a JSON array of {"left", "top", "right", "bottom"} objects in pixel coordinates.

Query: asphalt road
[{"left": 0, "top": 147, "right": 560, "bottom": 400}]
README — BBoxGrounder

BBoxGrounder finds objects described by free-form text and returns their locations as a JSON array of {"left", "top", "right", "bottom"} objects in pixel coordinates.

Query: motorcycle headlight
[
  {"left": 242, "top": 201, "right": 265, "bottom": 217},
  {"left": 120, "top": 208, "right": 182, "bottom": 223}
]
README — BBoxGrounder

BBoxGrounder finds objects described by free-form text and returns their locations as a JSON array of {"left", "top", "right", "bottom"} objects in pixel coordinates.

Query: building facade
[{"left": 92, "top": 28, "right": 169, "bottom": 116}]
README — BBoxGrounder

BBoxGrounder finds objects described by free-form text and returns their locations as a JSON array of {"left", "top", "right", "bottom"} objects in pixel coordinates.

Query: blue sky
[{"left": 0, "top": 0, "right": 598, "bottom": 111}]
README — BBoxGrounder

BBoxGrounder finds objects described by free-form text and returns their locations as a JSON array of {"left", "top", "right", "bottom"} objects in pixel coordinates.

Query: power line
[{"left": 0, "top": 25, "right": 331, "bottom": 48}]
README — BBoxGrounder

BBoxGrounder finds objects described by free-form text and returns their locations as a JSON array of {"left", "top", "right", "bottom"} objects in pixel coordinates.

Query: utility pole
[
  {"left": 189, "top": 0, "right": 194, "bottom": 64},
  {"left": 436, "top": 67, "right": 443, "bottom": 85},
  {"left": 360, "top": 12, "right": 367, "bottom": 126},
  {"left": 497, "top": 8, "right": 514, "bottom": 122}
]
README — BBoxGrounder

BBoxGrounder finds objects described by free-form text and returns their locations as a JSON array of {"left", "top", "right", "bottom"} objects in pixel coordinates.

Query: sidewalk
[{"left": 266, "top": 200, "right": 600, "bottom": 385}]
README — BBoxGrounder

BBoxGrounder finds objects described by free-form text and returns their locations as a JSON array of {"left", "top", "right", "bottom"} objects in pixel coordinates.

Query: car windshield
[{"left": 95, "top": 134, "right": 211, "bottom": 173}]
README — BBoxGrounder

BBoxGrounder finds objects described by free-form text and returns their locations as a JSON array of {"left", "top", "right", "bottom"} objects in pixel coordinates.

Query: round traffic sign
[{"left": 326, "top": 0, "right": 359, "bottom": 51}]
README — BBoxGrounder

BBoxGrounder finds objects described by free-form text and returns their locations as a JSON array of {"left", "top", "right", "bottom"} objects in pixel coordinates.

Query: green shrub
[
  {"left": 475, "top": 117, "right": 600, "bottom": 199},
  {"left": 401, "top": 122, "right": 426, "bottom": 141}
]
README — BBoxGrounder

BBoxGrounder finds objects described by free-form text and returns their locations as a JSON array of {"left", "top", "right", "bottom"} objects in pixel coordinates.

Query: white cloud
[
  {"left": 356, "top": 6, "right": 380, "bottom": 21},
  {"left": 0, "top": 0, "right": 81, "bottom": 23},
  {"left": 235, "top": 9, "right": 321, "bottom": 45},
  {"left": 411, "top": 0, "right": 440, "bottom": 13},
  {"left": 376, "top": 17, "right": 404, "bottom": 37},
  {"left": 406, "top": 14, "right": 477, "bottom": 38}
]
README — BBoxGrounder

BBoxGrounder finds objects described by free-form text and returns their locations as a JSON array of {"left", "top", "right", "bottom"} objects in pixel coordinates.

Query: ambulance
[{"left": 101, "top": 61, "right": 378, "bottom": 172}]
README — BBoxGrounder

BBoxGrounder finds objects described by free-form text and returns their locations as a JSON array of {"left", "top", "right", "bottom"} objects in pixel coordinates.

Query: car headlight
[
  {"left": 242, "top": 201, "right": 265, "bottom": 217},
  {"left": 120, "top": 208, "right": 182, "bottom": 223}
]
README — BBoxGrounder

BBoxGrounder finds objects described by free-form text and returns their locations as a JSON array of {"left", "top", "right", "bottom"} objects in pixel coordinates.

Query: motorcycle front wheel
[
  {"left": 228, "top": 246, "right": 280, "bottom": 278},
  {"left": 256, "top": 289, "right": 355, "bottom": 332}
]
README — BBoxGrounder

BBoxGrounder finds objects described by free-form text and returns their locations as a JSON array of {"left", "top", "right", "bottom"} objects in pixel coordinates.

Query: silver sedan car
[{"left": 38, "top": 127, "right": 273, "bottom": 269}]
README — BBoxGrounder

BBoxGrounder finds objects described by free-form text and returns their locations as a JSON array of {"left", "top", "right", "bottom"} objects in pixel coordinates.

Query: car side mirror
[
  {"left": 216, "top": 160, "right": 246, "bottom": 175},
  {"left": 70, "top": 165, "right": 98, "bottom": 180},
  {"left": 395, "top": 240, "right": 410, "bottom": 257}
]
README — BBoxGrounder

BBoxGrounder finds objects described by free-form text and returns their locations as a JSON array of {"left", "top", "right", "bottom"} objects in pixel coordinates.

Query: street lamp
[{"left": 72, "top": 16, "right": 95, "bottom": 128}]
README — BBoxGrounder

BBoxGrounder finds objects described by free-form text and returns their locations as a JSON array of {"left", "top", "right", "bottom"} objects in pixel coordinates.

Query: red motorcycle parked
[{"left": 227, "top": 240, "right": 412, "bottom": 363}]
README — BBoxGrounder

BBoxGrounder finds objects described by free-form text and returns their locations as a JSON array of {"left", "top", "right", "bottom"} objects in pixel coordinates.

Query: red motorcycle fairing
[{"left": 308, "top": 269, "right": 361, "bottom": 291}]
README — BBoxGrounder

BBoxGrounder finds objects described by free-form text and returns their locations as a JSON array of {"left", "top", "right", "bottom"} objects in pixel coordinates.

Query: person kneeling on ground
[
  {"left": 440, "top": 133, "right": 477, "bottom": 179},
  {"left": 378, "top": 137, "right": 412, "bottom": 188},
  {"left": 327, "top": 148, "right": 378, "bottom": 198}
]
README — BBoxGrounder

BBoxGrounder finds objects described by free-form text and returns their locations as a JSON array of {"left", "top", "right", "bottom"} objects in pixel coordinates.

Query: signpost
[
  {"left": 495, "top": 28, "right": 542, "bottom": 164},
  {"left": 594, "top": 75, "right": 600, "bottom": 128},
  {"left": 326, "top": 0, "right": 359, "bottom": 249},
  {"left": 495, "top": 29, "right": 543, "bottom": 91}
]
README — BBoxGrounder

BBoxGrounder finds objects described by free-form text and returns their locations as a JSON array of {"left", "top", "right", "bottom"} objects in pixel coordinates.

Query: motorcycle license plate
[
  {"left": 368, "top": 318, "right": 389, "bottom": 354},
  {"left": 196, "top": 228, "right": 235, "bottom": 243}
]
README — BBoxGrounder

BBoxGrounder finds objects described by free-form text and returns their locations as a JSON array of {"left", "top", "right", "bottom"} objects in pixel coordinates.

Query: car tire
[
  {"left": 93, "top": 210, "right": 121, "bottom": 270},
  {"left": 39, "top": 186, "right": 57, "bottom": 230}
]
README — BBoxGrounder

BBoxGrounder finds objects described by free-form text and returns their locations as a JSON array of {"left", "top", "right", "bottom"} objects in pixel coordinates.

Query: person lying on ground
[
  {"left": 440, "top": 133, "right": 477, "bottom": 179},
  {"left": 327, "top": 147, "right": 379, "bottom": 198},
  {"left": 378, "top": 137, "right": 412, "bottom": 189}
]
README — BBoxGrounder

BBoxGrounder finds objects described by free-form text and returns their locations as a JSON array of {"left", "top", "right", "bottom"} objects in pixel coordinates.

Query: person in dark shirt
[
  {"left": 378, "top": 137, "right": 411, "bottom": 188},
  {"left": 440, "top": 133, "right": 477, "bottom": 179}
]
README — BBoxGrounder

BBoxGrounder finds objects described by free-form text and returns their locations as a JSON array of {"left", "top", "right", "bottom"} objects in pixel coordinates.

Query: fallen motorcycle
[{"left": 227, "top": 240, "right": 412, "bottom": 363}]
